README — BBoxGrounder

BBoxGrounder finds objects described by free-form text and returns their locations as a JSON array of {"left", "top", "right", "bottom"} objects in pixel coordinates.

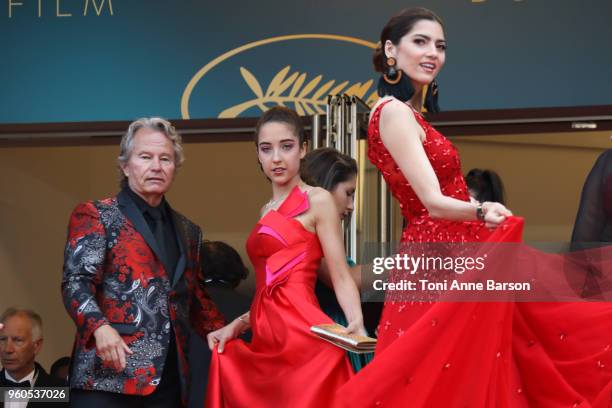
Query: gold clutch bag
[{"left": 310, "top": 323, "right": 377, "bottom": 354}]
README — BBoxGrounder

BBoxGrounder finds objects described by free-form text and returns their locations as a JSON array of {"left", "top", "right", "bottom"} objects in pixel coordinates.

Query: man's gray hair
[
  {"left": 0, "top": 308, "right": 43, "bottom": 341},
  {"left": 117, "top": 117, "right": 185, "bottom": 188}
]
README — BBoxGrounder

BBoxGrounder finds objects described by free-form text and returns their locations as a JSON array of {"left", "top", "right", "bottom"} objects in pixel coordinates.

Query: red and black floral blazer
[{"left": 61, "top": 190, "right": 224, "bottom": 401}]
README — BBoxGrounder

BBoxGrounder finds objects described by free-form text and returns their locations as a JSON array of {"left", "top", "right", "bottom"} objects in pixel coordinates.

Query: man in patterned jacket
[{"left": 61, "top": 117, "right": 224, "bottom": 407}]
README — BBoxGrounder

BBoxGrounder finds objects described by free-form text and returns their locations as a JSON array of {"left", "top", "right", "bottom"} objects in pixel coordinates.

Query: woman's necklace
[
  {"left": 264, "top": 183, "right": 303, "bottom": 210},
  {"left": 264, "top": 191, "right": 290, "bottom": 210}
]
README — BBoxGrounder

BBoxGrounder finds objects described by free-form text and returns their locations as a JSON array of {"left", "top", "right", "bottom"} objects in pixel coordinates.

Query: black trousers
[{"left": 70, "top": 335, "right": 182, "bottom": 408}]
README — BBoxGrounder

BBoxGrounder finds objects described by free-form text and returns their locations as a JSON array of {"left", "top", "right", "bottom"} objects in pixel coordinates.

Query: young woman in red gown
[
  {"left": 337, "top": 7, "right": 612, "bottom": 407},
  {"left": 204, "top": 107, "right": 366, "bottom": 407}
]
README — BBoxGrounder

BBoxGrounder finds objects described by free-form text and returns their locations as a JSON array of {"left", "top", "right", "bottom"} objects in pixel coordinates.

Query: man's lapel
[{"left": 169, "top": 209, "right": 188, "bottom": 288}]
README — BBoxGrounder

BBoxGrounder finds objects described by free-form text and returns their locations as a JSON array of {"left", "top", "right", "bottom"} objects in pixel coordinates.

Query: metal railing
[{"left": 311, "top": 95, "right": 398, "bottom": 262}]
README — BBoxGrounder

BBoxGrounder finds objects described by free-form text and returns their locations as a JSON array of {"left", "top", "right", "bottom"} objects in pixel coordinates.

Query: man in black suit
[{"left": 0, "top": 307, "right": 68, "bottom": 407}]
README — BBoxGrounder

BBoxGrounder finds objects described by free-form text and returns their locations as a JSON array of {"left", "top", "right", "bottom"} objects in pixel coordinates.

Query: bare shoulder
[
  {"left": 305, "top": 187, "right": 337, "bottom": 228},
  {"left": 376, "top": 99, "right": 423, "bottom": 143},
  {"left": 307, "top": 186, "right": 332, "bottom": 202},
  {"left": 306, "top": 187, "right": 335, "bottom": 210},
  {"left": 369, "top": 96, "right": 394, "bottom": 116},
  {"left": 369, "top": 96, "right": 412, "bottom": 125},
  {"left": 379, "top": 98, "right": 416, "bottom": 124}
]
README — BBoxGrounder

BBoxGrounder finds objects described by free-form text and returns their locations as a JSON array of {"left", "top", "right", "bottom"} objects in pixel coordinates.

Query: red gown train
[{"left": 336, "top": 100, "right": 612, "bottom": 407}]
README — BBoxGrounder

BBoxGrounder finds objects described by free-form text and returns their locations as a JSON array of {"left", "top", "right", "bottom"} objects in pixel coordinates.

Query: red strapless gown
[
  {"left": 337, "top": 100, "right": 612, "bottom": 407},
  {"left": 205, "top": 187, "right": 353, "bottom": 408}
]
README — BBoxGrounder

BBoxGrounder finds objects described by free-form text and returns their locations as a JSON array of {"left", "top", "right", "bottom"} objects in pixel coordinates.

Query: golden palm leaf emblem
[{"left": 219, "top": 66, "right": 379, "bottom": 118}]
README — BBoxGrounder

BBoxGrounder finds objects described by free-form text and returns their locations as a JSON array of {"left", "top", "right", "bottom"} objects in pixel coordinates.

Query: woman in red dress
[
  {"left": 338, "top": 7, "right": 612, "bottom": 407},
  {"left": 205, "top": 107, "right": 366, "bottom": 407}
]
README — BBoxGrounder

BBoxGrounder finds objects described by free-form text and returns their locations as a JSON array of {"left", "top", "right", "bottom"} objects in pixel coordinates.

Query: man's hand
[{"left": 93, "top": 324, "right": 133, "bottom": 372}]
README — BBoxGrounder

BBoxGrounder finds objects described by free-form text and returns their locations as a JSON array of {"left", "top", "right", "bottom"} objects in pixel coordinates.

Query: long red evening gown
[
  {"left": 337, "top": 100, "right": 612, "bottom": 407},
  {"left": 205, "top": 186, "right": 353, "bottom": 408}
]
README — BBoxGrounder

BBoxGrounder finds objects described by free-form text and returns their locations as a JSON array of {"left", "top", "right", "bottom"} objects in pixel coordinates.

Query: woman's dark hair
[
  {"left": 465, "top": 168, "right": 506, "bottom": 205},
  {"left": 201, "top": 241, "right": 249, "bottom": 289},
  {"left": 254, "top": 106, "right": 307, "bottom": 146},
  {"left": 50, "top": 356, "right": 71, "bottom": 379},
  {"left": 301, "top": 147, "right": 358, "bottom": 191},
  {"left": 373, "top": 7, "right": 444, "bottom": 108}
]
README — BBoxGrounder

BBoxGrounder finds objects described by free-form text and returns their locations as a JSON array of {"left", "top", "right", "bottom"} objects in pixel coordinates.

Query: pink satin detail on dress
[
  {"left": 275, "top": 185, "right": 310, "bottom": 219},
  {"left": 257, "top": 225, "right": 288, "bottom": 246},
  {"left": 283, "top": 189, "right": 310, "bottom": 218},
  {"left": 265, "top": 251, "right": 306, "bottom": 293}
]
